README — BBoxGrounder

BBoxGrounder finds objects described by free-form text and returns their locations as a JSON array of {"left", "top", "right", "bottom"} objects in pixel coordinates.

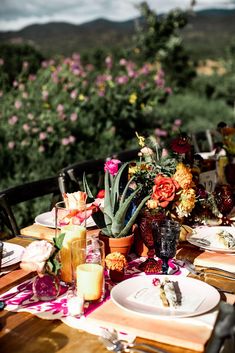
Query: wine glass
[
  {"left": 152, "top": 219, "right": 180, "bottom": 274},
  {"left": 138, "top": 212, "right": 165, "bottom": 273},
  {"left": 214, "top": 184, "right": 234, "bottom": 225}
]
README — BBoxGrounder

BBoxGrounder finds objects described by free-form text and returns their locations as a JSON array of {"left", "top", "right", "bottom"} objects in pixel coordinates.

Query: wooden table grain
[{"left": 0, "top": 231, "right": 234, "bottom": 353}]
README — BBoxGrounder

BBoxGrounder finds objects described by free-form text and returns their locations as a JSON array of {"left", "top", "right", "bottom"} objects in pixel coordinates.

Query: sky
[{"left": 0, "top": 0, "right": 235, "bottom": 32}]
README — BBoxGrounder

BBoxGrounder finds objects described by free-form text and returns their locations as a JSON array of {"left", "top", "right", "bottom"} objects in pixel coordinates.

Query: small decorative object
[
  {"left": 105, "top": 252, "right": 127, "bottom": 282},
  {"left": 67, "top": 288, "right": 84, "bottom": 317},
  {"left": 33, "top": 273, "right": 60, "bottom": 301},
  {"left": 20, "top": 233, "right": 65, "bottom": 301}
]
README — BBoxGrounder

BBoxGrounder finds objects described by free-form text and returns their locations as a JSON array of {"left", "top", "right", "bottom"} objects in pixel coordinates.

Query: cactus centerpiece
[{"left": 84, "top": 161, "right": 149, "bottom": 238}]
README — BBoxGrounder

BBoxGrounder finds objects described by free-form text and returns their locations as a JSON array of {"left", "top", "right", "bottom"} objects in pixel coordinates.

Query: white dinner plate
[
  {"left": 35, "top": 211, "right": 96, "bottom": 229},
  {"left": 1, "top": 242, "right": 24, "bottom": 268},
  {"left": 187, "top": 226, "right": 235, "bottom": 253},
  {"left": 111, "top": 275, "right": 220, "bottom": 318}
]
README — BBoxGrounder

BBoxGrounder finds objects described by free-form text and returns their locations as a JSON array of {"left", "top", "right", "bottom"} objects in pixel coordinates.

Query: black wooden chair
[
  {"left": 58, "top": 148, "right": 139, "bottom": 195},
  {"left": 0, "top": 176, "right": 61, "bottom": 238},
  {"left": 205, "top": 302, "right": 235, "bottom": 353}
]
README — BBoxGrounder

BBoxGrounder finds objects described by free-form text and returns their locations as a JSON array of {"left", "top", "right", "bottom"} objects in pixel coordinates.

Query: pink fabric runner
[{"left": 0, "top": 256, "right": 186, "bottom": 332}]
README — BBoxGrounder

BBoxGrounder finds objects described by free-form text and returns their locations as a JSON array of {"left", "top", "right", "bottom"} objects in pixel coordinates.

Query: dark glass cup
[{"left": 152, "top": 219, "right": 180, "bottom": 274}]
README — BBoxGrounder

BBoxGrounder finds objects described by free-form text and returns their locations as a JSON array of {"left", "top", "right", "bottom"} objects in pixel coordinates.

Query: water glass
[
  {"left": 55, "top": 201, "right": 87, "bottom": 283},
  {"left": 152, "top": 219, "right": 180, "bottom": 274}
]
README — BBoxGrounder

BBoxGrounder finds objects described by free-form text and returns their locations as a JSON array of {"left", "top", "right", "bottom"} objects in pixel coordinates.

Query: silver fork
[{"left": 99, "top": 329, "right": 169, "bottom": 353}]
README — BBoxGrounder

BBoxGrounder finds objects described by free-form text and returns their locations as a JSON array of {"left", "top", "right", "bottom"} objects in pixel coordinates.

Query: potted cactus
[{"left": 84, "top": 160, "right": 149, "bottom": 255}]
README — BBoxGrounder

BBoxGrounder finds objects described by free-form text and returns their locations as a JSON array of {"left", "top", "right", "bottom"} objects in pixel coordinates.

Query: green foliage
[
  {"left": 151, "top": 91, "right": 234, "bottom": 132},
  {"left": 0, "top": 43, "right": 44, "bottom": 91},
  {"left": 133, "top": 2, "right": 196, "bottom": 86}
]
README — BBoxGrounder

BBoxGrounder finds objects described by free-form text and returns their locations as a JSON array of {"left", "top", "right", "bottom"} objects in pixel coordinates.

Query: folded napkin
[{"left": 194, "top": 252, "right": 235, "bottom": 273}]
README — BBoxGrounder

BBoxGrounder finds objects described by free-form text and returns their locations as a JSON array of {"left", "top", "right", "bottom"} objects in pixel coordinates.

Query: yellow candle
[
  {"left": 60, "top": 224, "right": 86, "bottom": 283},
  {"left": 76, "top": 263, "right": 104, "bottom": 301}
]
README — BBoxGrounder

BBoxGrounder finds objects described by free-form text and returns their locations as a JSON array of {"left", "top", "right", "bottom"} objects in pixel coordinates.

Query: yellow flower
[
  {"left": 140, "top": 103, "right": 145, "bottom": 109},
  {"left": 177, "top": 188, "right": 196, "bottom": 218},
  {"left": 129, "top": 93, "right": 137, "bottom": 104},
  {"left": 50, "top": 66, "right": 56, "bottom": 72},
  {"left": 78, "top": 94, "right": 85, "bottom": 101},
  {"left": 173, "top": 163, "right": 193, "bottom": 189},
  {"left": 135, "top": 132, "right": 145, "bottom": 147},
  {"left": 146, "top": 199, "right": 159, "bottom": 209}
]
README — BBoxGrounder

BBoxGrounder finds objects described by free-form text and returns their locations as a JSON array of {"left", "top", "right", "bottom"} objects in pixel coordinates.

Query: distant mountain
[{"left": 0, "top": 9, "right": 234, "bottom": 59}]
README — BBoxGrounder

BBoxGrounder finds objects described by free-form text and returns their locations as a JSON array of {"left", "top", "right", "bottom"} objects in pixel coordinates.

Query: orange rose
[{"left": 152, "top": 174, "right": 179, "bottom": 208}]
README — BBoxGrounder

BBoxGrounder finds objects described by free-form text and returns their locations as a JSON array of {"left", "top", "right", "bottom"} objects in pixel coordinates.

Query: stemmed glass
[
  {"left": 138, "top": 212, "right": 165, "bottom": 273},
  {"left": 214, "top": 184, "right": 234, "bottom": 225},
  {"left": 152, "top": 219, "right": 180, "bottom": 274}
]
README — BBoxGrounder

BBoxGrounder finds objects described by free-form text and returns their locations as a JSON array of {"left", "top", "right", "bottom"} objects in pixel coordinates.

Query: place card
[{"left": 199, "top": 170, "right": 217, "bottom": 192}]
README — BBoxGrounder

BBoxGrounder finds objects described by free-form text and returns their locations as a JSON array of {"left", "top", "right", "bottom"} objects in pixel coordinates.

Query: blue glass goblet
[{"left": 152, "top": 219, "right": 180, "bottom": 274}]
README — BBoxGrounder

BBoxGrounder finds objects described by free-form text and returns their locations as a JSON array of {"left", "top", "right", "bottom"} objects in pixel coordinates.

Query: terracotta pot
[{"left": 98, "top": 232, "right": 134, "bottom": 257}]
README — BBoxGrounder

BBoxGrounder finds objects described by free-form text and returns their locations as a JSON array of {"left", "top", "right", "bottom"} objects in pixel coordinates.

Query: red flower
[
  {"left": 152, "top": 174, "right": 179, "bottom": 208},
  {"left": 96, "top": 189, "right": 105, "bottom": 198},
  {"left": 170, "top": 134, "right": 191, "bottom": 154}
]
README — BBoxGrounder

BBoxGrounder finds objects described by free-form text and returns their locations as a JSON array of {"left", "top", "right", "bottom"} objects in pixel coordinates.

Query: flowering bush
[
  {"left": 0, "top": 53, "right": 173, "bottom": 228},
  {"left": 0, "top": 53, "right": 172, "bottom": 184}
]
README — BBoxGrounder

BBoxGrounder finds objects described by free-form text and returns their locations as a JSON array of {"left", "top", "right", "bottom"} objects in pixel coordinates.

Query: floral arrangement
[
  {"left": 57, "top": 191, "right": 98, "bottom": 226},
  {"left": 133, "top": 132, "right": 196, "bottom": 221},
  {"left": 20, "top": 233, "right": 65, "bottom": 275}
]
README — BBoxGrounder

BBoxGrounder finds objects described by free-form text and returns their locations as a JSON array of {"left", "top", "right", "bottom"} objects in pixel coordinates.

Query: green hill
[{"left": 0, "top": 9, "right": 234, "bottom": 59}]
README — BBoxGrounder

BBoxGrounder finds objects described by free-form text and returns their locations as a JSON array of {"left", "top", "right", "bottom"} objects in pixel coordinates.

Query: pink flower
[
  {"left": 105, "top": 56, "right": 112, "bottom": 69},
  {"left": 47, "top": 126, "right": 54, "bottom": 132},
  {"left": 61, "top": 138, "right": 70, "bottom": 146},
  {"left": 23, "top": 123, "right": 30, "bottom": 132},
  {"left": 27, "top": 113, "right": 34, "bottom": 120},
  {"left": 174, "top": 119, "right": 182, "bottom": 127},
  {"left": 70, "top": 90, "right": 77, "bottom": 99},
  {"left": 8, "top": 115, "right": 18, "bottom": 125},
  {"left": 119, "top": 58, "right": 127, "bottom": 66},
  {"left": 0, "top": 58, "right": 4, "bottom": 65},
  {"left": 8, "top": 141, "right": 15, "bottom": 149},
  {"left": 155, "top": 128, "right": 168, "bottom": 137},
  {"left": 57, "top": 104, "right": 64, "bottom": 113},
  {"left": 104, "top": 159, "right": 121, "bottom": 176},
  {"left": 15, "top": 100, "right": 22, "bottom": 109},
  {"left": 165, "top": 87, "right": 172, "bottom": 94},
  {"left": 70, "top": 112, "right": 78, "bottom": 121},
  {"left": 68, "top": 135, "right": 75, "bottom": 143},
  {"left": 20, "top": 240, "right": 55, "bottom": 274},
  {"left": 39, "top": 132, "right": 47, "bottom": 140},
  {"left": 116, "top": 75, "right": 128, "bottom": 85}
]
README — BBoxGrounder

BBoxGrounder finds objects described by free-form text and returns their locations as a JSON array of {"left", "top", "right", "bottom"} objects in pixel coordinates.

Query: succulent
[{"left": 83, "top": 162, "right": 149, "bottom": 238}]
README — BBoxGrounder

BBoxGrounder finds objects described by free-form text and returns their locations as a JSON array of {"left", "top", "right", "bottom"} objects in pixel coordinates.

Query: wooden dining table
[{"left": 0, "top": 225, "right": 234, "bottom": 353}]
